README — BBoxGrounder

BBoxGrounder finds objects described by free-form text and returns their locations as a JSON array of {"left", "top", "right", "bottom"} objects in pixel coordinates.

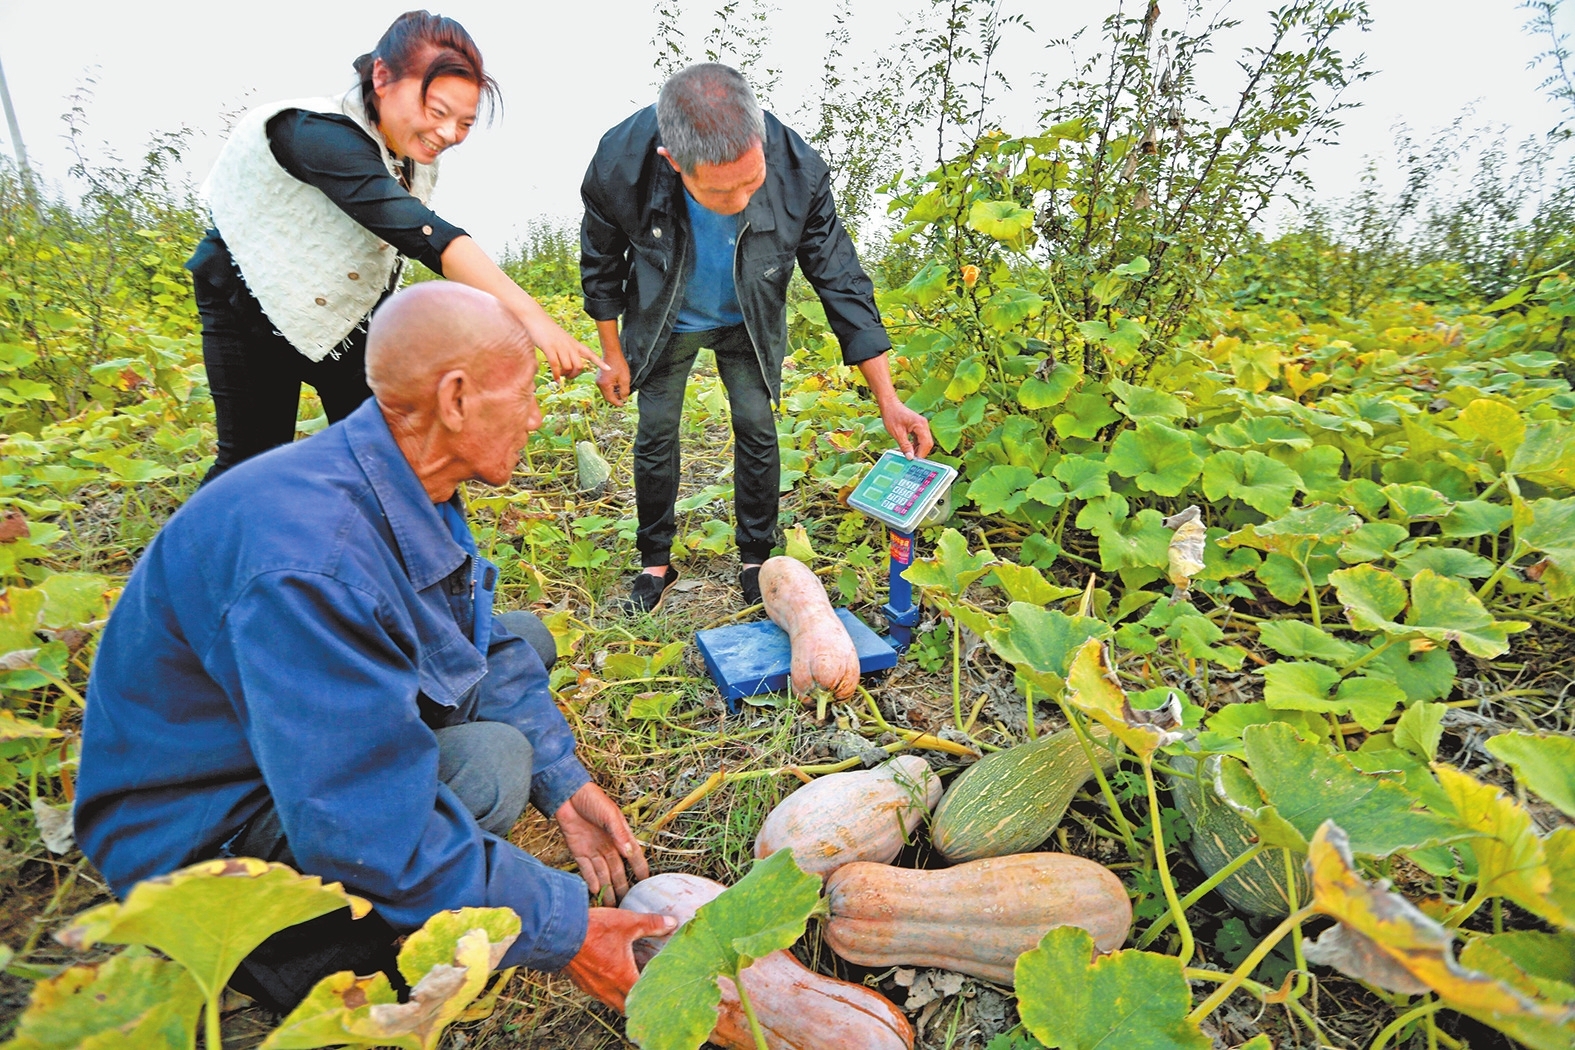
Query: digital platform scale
[{"left": 695, "top": 451, "right": 958, "bottom": 710}]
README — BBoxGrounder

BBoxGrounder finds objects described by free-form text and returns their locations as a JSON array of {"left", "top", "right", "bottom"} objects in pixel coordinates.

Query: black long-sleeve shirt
[{"left": 187, "top": 109, "right": 467, "bottom": 307}]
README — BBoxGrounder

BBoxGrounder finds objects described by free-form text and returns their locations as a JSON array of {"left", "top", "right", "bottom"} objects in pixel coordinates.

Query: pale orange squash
[
  {"left": 759, "top": 556, "right": 860, "bottom": 699},
  {"left": 754, "top": 756, "right": 942, "bottom": 877},
  {"left": 824, "top": 853, "right": 1133, "bottom": 985}
]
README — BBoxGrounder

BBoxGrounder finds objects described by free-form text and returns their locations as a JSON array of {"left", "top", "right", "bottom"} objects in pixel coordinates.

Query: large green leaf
[
  {"left": 1509, "top": 421, "right": 1575, "bottom": 491},
  {"left": 986, "top": 603, "right": 1111, "bottom": 698},
  {"left": 1053, "top": 391, "right": 1121, "bottom": 440},
  {"left": 1328, "top": 564, "right": 1408, "bottom": 632},
  {"left": 4, "top": 952, "right": 203, "bottom": 1050},
  {"left": 1484, "top": 732, "right": 1575, "bottom": 818},
  {"left": 1259, "top": 662, "right": 1403, "bottom": 732},
  {"left": 1336, "top": 522, "right": 1412, "bottom": 564},
  {"left": 1520, "top": 497, "right": 1575, "bottom": 599},
  {"left": 981, "top": 288, "right": 1047, "bottom": 331},
  {"left": 1108, "top": 377, "right": 1186, "bottom": 421},
  {"left": 1015, "top": 926, "right": 1209, "bottom": 1050},
  {"left": 1240, "top": 722, "right": 1459, "bottom": 857},
  {"left": 1018, "top": 363, "right": 1081, "bottom": 410},
  {"left": 1106, "top": 420, "right": 1203, "bottom": 497},
  {"left": 903, "top": 528, "right": 995, "bottom": 596},
  {"left": 1406, "top": 570, "right": 1529, "bottom": 657},
  {"left": 966, "top": 465, "right": 1040, "bottom": 515},
  {"left": 944, "top": 355, "right": 988, "bottom": 401},
  {"left": 1382, "top": 483, "right": 1454, "bottom": 522},
  {"left": 1454, "top": 398, "right": 1527, "bottom": 456},
  {"left": 625, "top": 850, "right": 821, "bottom": 1050},
  {"left": 1257, "top": 620, "right": 1365, "bottom": 663},
  {"left": 968, "top": 199, "right": 1035, "bottom": 240},
  {"left": 58, "top": 858, "right": 371, "bottom": 1006},
  {"left": 1200, "top": 450, "right": 1302, "bottom": 517},
  {"left": 1222, "top": 504, "right": 1361, "bottom": 560},
  {"left": 1076, "top": 498, "right": 1171, "bottom": 572},
  {"left": 988, "top": 563, "right": 1081, "bottom": 606},
  {"left": 1051, "top": 454, "right": 1113, "bottom": 499}
]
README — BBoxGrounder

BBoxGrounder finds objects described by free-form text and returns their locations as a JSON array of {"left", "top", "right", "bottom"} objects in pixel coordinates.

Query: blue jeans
[
  {"left": 221, "top": 610, "right": 555, "bottom": 1013},
  {"left": 633, "top": 325, "right": 780, "bottom": 566}
]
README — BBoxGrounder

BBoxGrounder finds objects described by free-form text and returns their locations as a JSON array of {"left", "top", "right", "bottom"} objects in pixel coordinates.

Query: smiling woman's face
[{"left": 373, "top": 66, "right": 480, "bottom": 164}]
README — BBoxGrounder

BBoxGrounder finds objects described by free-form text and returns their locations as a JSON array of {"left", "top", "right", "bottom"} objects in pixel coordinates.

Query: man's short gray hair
[{"left": 656, "top": 63, "right": 766, "bottom": 173}]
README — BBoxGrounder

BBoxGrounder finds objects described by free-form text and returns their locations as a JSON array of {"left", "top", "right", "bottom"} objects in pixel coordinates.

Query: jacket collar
[
  {"left": 342, "top": 400, "right": 468, "bottom": 592},
  {"left": 649, "top": 141, "right": 779, "bottom": 234}
]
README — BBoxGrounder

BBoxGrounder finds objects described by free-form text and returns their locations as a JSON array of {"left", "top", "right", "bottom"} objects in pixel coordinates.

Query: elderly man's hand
[
  {"left": 556, "top": 782, "right": 650, "bottom": 902},
  {"left": 563, "top": 907, "right": 675, "bottom": 1012},
  {"left": 880, "top": 400, "right": 935, "bottom": 459}
]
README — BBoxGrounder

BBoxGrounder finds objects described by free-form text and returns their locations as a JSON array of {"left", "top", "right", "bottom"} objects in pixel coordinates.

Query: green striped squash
[
  {"left": 932, "top": 726, "right": 1118, "bottom": 862},
  {"left": 1167, "top": 753, "right": 1309, "bottom": 919}
]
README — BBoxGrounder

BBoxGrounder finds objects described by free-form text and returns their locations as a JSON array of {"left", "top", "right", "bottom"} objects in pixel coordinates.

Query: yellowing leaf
[
  {"left": 784, "top": 524, "right": 816, "bottom": 565},
  {"left": 1434, "top": 765, "right": 1565, "bottom": 928},
  {"left": 1064, "top": 639, "right": 1167, "bottom": 758},
  {"left": 265, "top": 908, "right": 519, "bottom": 1050},
  {"left": 1306, "top": 821, "right": 1574, "bottom": 1045},
  {"left": 4, "top": 952, "right": 203, "bottom": 1050},
  {"left": 58, "top": 858, "right": 371, "bottom": 1007}
]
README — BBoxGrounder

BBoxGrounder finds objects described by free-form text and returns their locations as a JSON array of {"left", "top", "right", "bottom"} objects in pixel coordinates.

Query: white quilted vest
[{"left": 203, "top": 90, "right": 441, "bottom": 361}]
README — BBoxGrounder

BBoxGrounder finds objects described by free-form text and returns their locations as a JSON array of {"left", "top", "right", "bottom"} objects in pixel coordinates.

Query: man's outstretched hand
[
  {"left": 556, "top": 782, "right": 650, "bottom": 902},
  {"left": 880, "top": 399, "right": 935, "bottom": 459},
  {"left": 563, "top": 907, "right": 675, "bottom": 1012}
]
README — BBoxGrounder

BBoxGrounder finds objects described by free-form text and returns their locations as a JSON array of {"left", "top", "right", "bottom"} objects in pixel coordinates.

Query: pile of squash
[{"left": 617, "top": 561, "right": 1137, "bottom": 1047}]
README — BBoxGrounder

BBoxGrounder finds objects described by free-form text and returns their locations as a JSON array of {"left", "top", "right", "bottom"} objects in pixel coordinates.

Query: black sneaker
[
  {"left": 740, "top": 565, "right": 762, "bottom": 607},
  {"left": 622, "top": 567, "right": 679, "bottom": 614}
]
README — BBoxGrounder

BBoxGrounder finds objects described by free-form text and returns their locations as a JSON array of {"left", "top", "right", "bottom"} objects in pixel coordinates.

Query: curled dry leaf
[
  {"left": 0, "top": 509, "right": 28, "bottom": 543},
  {"left": 1163, "top": 505, "right": 1206, "bottom": 594},
  {"left": 33, "top": 798, "right": 74, "bottom": 855}
]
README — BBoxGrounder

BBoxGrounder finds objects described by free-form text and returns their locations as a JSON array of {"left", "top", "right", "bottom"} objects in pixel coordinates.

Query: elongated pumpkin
[
  {"left": 760, "top": 556, "right": 859, "bottom": 699},
  {"left": 931, "top": 726, "right": 1119, "bottom": 862},
  {"left": 622, "top": 872, "right": 914, "bottom": 1050},
  {"left": 755, "top": 756, "right": 942, "bottom": 877},
  {"left": 825, "top": 853, "right": 1132, "bottom": 986},
  {"left": 1167, "top": 754, "right": 1309, "bottom": 919}
]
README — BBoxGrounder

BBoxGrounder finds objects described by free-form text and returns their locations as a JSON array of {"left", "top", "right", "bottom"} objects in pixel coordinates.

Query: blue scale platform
[{"left": 695, "top": 609, "right": 898, "bottom": 711}]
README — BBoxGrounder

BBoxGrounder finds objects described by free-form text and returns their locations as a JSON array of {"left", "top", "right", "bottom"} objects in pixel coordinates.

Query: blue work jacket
[{"left": 75, "top": 401, "right": 591, "bottom": 971}]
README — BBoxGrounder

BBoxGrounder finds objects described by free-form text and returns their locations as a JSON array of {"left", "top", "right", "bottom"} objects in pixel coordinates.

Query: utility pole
[{"left": 0, "top": 47, "right": 40, "bottom": 214}]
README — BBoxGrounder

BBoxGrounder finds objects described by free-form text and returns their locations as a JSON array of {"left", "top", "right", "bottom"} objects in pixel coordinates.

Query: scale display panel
[{"left": 847, "top": 450, "right": 958, "bottom": 532}]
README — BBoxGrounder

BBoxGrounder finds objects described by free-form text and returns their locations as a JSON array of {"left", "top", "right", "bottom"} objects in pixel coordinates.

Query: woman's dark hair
[{"left": 353, "top": 10, "right": 500, "bottom": 126}]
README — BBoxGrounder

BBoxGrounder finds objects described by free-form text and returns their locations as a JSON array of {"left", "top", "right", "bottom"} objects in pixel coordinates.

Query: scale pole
[{"left": 882, "top": 528, "right": 921, "bottom": 653}]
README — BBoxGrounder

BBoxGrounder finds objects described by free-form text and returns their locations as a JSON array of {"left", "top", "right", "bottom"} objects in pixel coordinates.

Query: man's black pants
[
  {"left": 634, "top": 325, "right": 779, "bottom": 567},
  {"left": 192, "top": 273, "right": 378, "bottom": 485}
]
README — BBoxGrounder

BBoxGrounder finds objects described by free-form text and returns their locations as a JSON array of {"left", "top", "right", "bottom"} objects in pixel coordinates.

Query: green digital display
[{"left": 847, "top": 450, "right": 958, "bottom": 531}]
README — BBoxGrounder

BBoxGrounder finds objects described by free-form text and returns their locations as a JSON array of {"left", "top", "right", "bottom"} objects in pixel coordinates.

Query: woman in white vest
[{"left": 188, "top": 10, "right": 601, "bottom": 481}]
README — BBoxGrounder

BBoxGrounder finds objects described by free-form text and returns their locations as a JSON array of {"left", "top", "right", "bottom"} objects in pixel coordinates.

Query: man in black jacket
[{"left": 581, "top": 63, "right": 932, "bottom": 612}]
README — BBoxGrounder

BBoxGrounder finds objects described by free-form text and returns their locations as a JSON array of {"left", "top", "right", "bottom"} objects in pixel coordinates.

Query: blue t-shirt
[{"left": 674, "top": 188, "right": 745, "bottom": 332}]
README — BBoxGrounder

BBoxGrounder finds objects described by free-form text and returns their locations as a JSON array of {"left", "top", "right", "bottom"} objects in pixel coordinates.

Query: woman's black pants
[{"left": 193, "top": 274, "right": 377, "bottom": 484}]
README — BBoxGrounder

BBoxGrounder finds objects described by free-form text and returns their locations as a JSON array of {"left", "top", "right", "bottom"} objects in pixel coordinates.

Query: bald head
[{"left": 366, "top": 282, "right": 536, "bottom": 413}]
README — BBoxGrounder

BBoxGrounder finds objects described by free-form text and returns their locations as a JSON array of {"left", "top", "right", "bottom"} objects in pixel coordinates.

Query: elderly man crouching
[{"left": 74, "top": 283, "right": 670, "bottom": 1014}]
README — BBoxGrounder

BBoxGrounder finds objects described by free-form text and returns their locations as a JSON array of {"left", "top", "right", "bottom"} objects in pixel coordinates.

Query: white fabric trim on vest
[{"left": 202, "top": 90, "right": 441, "bottom": 362}]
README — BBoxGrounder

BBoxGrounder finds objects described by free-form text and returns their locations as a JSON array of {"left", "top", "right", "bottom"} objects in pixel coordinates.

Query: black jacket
[{"left": 579, "top": 106, "right": 890, "bottom": 400}]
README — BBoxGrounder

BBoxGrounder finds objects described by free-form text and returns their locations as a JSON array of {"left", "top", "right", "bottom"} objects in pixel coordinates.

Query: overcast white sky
[{"left": 2, "top": 1, "right": 1571, "bottom": 254}]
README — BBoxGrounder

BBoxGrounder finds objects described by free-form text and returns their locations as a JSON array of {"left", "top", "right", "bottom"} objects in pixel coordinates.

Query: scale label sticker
[{"left": 890, "top": 533, "right": 913, "bottom": 563}]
